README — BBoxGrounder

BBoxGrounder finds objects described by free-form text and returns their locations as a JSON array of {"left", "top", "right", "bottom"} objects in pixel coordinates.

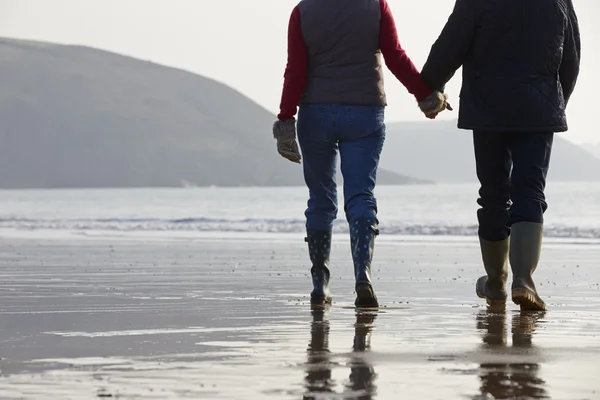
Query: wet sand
[{"left": 0, "top": 233, "right": 599, "bottom": 399}]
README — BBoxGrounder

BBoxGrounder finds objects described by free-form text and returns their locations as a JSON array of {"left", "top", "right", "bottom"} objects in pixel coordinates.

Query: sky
[{"left": 1, "top": 0, "right": 598, "bottom": 144}]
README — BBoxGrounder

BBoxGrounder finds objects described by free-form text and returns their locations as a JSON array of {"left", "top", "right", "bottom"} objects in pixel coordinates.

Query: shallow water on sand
[{"left": 0, "top": 235, "right": 599, "bottom": 399}]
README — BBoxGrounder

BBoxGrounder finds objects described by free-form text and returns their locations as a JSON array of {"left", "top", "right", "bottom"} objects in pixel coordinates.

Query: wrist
[
  {"left": 277, "top": 111, "right": 295, "bottom": 121},
  {"left": 414, "top": 82, "right": 436, "bottom": 102}
]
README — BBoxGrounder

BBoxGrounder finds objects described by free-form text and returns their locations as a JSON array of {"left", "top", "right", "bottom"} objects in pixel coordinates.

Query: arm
[
  {"left": 277, "top": 6, "right": 308, "bottom": 121},
  {"left": 420, "top": 0, "right": 475, "bottom": 92},
  {"left": 379, "top": 0, "right": 433, "bottom": 101},
  {"left": 559, "top": 0, "right": 581, "bottom": 106}
]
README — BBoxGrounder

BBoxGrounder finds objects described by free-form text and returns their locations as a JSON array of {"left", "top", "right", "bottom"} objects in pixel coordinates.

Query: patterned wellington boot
[
  {"left": 349, "top": 218, "right": 379, "bottom": 308},
  {"left": 306, "top": 229, "right": 333, "bottom": 306}
]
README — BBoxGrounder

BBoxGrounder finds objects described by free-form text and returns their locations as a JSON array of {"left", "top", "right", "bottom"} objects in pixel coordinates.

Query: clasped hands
[{"left": 418, "top": 90, "right": 453, "bottom": 119}]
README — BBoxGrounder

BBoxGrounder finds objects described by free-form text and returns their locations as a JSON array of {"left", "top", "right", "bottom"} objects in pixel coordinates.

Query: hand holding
[
  {"left": 425, "top": 102, "right": 453, "bottom": 119},
  {"left": 418, "top": 91, "right": 453, "bottom": 119}
]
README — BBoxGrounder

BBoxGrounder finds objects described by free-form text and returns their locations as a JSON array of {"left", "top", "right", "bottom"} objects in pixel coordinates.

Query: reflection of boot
[
  {"left": 476, "top": 310, "right": 507, "bottom": 346},
  {"left": 306, "top": 230, "right": 333, "bottom": 306},
  {"left": 510, "top": 222, "right": 546, "bottom": 311},
  {"left": 347, "top": 312, "right": 378, "bottom": 400},
  {"left": 508, "top": 363, "right": 547, "bottom": 399},
  {"left": 350, "top": 218, "right": 379, "bottom": 308},
  {"left": 510, "top": 311, "right": 549, "bottom": 398},
  {"left": 512, "top": 311, "right": 545, "bottom": 348},
  {"left": 475, "top": 310, "right": 549, "bottom": 399},
  {"left": 475, "top": 237, "right": 509, "bottom": 310},
  {"left": 353, "top": 312, "right": 377, "bottom": 351},
  {"left": 477, "top": 311, "right": 510, "bottom": 399},
  {"left": 304, "top": 310, "right": 333, "bottom": 398}
]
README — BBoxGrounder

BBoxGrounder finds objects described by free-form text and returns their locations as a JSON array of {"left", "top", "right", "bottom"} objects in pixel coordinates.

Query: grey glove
[
  {"left": 418, "top": 91, "right": 453, "bottom": 118},
  {"left": 272, "top": 118, "right": 301, "bottom": 164}
]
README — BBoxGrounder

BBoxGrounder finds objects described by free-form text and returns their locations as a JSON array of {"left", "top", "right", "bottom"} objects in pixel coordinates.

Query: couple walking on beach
[{"left": 272, "top": 0, "right": 580, "bottom": 311}]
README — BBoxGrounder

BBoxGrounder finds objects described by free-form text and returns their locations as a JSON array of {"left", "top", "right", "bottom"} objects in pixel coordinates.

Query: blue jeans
[
  {"left": 297, "top": 105, "right": 386, "bottom": 231},
  {"left": 473, "top": 131, "right": 554, "bottom": 241}
]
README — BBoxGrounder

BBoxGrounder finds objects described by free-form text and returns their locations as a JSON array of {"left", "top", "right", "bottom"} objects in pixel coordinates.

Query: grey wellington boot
[
  {"left": 509, "top": 222, "right": 547, "bottom": 311},
  {"left": 475, "top": 236, "right": 510, "bottom": 310}
]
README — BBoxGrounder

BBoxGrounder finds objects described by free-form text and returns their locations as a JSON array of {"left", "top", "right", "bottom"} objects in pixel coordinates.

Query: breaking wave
[{"left": 0, "top": 217, "right": 599, "bottom": 239}]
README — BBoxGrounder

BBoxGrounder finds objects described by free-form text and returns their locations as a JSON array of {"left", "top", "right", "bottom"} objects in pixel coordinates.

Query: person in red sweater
[{"left": 273, "top": 0, "right": 450, "bottom": 308}]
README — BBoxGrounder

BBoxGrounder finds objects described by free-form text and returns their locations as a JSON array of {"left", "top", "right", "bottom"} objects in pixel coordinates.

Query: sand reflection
[
  {"left": 476, "top": 310, "right": 549, "bottom": 399},
  {"left": 304, "top": 309, "right": 378, "bottom": 399}
]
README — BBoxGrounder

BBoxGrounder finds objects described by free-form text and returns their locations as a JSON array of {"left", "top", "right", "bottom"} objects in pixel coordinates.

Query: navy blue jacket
[{"left": 421, "top": 0, "right": 581, "bottom": 133}]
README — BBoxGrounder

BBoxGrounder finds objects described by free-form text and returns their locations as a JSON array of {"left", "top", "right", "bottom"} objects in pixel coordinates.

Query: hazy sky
[{"left": 1, "top": 0, "right": 598, "bottom": 143}]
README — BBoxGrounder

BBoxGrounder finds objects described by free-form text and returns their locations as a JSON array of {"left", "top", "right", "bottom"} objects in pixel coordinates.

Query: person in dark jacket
[
  {"left": 273, "top": 0, "right": 449, "bottom": 308},
  {"left": 421, "top": 0, "right": 581, "bottom": 311}
]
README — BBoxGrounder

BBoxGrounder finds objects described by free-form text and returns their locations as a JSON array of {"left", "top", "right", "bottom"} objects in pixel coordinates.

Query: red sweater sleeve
[
  {"left": 277, "top": 6, "right": 308, "bottom": 121},
  {"left": 379, "top": 0, "right": 433, "bottom": 101}
]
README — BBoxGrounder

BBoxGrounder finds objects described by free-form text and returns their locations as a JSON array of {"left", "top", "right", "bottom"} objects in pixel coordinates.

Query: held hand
[
  {"left": 418, "top": 91, "right": 453, "bottom": 119},
  {"left": 425, "top": 102, "right": 453, "bottom": 119}
]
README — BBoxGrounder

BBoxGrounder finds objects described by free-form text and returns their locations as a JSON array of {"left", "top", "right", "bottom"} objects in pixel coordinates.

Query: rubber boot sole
[
  {"left": 512, "top": 287, "right": 546, "bottom": 312},
  {"left": 310, "top": 295, "right": 332, "bottom": 308},
  {"left": 355, "top": 282, "right": 379, "bottom": 309}
]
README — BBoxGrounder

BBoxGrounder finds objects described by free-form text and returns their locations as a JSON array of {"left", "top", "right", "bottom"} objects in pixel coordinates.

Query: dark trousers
[
  {"left": 473, "top": 131, "right": 554, "bottom": 241},
  {"left": 297, "top": 104, "right": 385, "bottom": 231}
]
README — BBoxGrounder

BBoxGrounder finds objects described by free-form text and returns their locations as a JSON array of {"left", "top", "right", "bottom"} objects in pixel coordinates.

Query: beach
[{"left": 0, "top": 232, "right": 598, "bottom": 399}]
